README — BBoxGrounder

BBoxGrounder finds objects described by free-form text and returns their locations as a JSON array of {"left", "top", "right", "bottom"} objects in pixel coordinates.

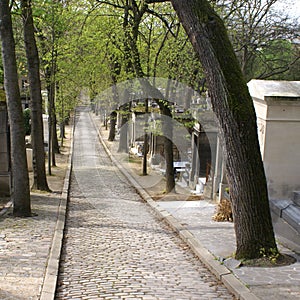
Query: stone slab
[
  {"left": 269, "top": 199, "right": 293, "bottom": 217},
  {"left": 281, "top": 204, "right": 300, "bottom": 234},
  {"left": 293, "top": 191, "right": 300, "bottom": 206}
]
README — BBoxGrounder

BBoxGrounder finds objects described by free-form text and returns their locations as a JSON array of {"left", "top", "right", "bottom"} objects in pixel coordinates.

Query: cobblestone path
[{"left": 55, "top": 108, "right": 234, "bottom": 299}]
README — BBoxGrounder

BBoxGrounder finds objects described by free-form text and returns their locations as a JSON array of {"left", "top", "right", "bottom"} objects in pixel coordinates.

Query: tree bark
[
  {"left": 118, "top": 102, "right": 130, "bottom": 153},
  {"left": 170, "top": 0, "right": 277, "bottom": 259},
  {"left": 0, "top": 0, "right": 31, "bottom": 216},
  {"left": 108, "top": 60, "right": 120, "bottom": 142},
  {"left": 52, "top": 111, "right": 60, "bottom": 155},
  {"left": 21, "top": 0, "right": 50, "bottom": 191},
  {"left": 45, "top": 66, "right": 57, "bottom": 171},
  {"left": 142, "top": 98, "right": 149, "bottom": 176},
  {"left": 108, "top": 111, "right": 117, "bottom": 141},
  {"left": 161, "top": 103, "right": 175, "bottom": 193}
]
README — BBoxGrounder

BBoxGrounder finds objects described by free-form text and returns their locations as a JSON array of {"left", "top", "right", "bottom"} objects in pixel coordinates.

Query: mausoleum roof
[{"left": 247, "top": 79, "right": 300, "bottom": 100}]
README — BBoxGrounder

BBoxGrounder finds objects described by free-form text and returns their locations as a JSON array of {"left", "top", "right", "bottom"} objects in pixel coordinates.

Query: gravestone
[{"left": 0, "top": 102, "right": 11, "bottom": 196}]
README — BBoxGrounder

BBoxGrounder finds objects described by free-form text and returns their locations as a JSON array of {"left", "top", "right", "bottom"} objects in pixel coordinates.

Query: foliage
[
  {"left": 257, "top": 40, "right": 300, "bottom": 80},
  {"left": 214, "top": 0, "right": 300, "bottom": 80},
  {"left": 0, "top": 88, "right": 6, "bottom": 101},
  {"left": 7, "top": 0, "right": 299, "bottom": 114}
]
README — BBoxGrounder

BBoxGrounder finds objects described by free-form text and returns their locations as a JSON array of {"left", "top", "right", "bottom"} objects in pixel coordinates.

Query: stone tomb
[
  {"left": 0, "top": 102, "right": 11, "bottom": 196},
  {"left": 248, "top": 80, "right": 300, "bottom": 199}
]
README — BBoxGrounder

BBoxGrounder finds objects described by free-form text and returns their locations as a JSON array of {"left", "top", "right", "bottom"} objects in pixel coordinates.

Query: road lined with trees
[
  {"left": 0, "top": 0, "right": 299, "bottom": 260},
  {"left": 56, "top": 107, "right": 235, "bottom": 300}
]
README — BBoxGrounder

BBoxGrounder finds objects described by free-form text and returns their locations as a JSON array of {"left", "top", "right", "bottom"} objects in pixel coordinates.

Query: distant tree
[
  {"left": 254, "top": 39, "right": 300, "bottom": 80},
  {"left": 214, "top": 0, "right": 300, "bottom": 80},
  {"left": 122, "top": 0, "right": 176, "bottom": 192},
  {"left": 0, "top": 0, "right": 31, "bottom": 216},
  {"left": 170, "top": 0, "right": 278, "bottom": 260}
]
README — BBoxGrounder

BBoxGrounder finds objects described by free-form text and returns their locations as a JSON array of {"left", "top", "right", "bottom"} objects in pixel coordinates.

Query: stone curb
[
  {"left": 39, "top": 117, "right": 75, "bottom": 300},
  {"left": 0, "top": 200, "right": 13, "bottom": 217},
  {"left": 90, "top": 112, "right": 260, "bottom": 300}
]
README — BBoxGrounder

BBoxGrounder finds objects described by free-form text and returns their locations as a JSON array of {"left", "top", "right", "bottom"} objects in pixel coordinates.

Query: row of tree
[{"left": 0, "top": 0, "right": 299, "bottom": 259}]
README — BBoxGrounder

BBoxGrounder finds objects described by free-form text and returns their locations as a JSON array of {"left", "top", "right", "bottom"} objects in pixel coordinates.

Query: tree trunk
[
  {"left": 142, "top": 98, "right": 149, "bottom": 176},
  {"left": 108, "top": 111, "right": 117, "bottom": 141},
  {"left": 162, "top": 106, "right": 175, "bottom": 193},
  {"left": 118, "top": 103, "right": 130, "bottom": 153},
  {"left": 123, "top": 1, "right": 176, "bottom": 191},
  {"left": 170, "top": 0, "right": 277, "bottom": 259},
  {"left": 0, "top": 0, "right": 31, "bottom": 216},
  {"left": 52, "top": 111, "right": 60, "bottom": 155},
  {"left": 46, "top": 67, "right": 58, "bottom": 170},
  {"left": 108, "top": 64, "right": 120, "bottom": 142},
  {"left": 21, "top": 0, "right": 50, "bottom": 192}
]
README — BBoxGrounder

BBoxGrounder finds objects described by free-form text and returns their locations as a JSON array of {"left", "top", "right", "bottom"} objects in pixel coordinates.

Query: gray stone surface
[
  {"left": 55, "top": 108, "right": 235, "bottom": 300},
  {"left": 272, "top": 212, "right": 300, "bottom": 253},
  {"left": 248, "top": 80, "right": 300, "bottom": 99},
  {"left": 270, "top": 198, "right": 300, "bottom": 244},
  {"left": 1, "top": 107, "right": 299, "bottom": 300},
  {"left": 293, "top": 191, "right": 300, "bottom": 206},
  {"left": 0, "top": 192, "right": 62, "bottom": 300},
  {"left": 160, "top": 201, "right": 300, "bottom": 300},
  {"left": 92, "top": 109, "right": 300, "bottom": 300},
  {"left": 281, "top": 204, "right": 300, "bottom": 234},
  {"left": 270, "top": 199, "right": 293, "bottom": 217}
]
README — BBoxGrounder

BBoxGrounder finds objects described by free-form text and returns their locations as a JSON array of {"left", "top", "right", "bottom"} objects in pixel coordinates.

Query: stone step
[
  {"left": 270, "top": 199, "right": 300, "bottom": 235},
  {"left": 293, "top": 191, "right": 300, "bottom": 206},
  {"left": 281, "top": 204, "right": 300, "bottom": 234}
]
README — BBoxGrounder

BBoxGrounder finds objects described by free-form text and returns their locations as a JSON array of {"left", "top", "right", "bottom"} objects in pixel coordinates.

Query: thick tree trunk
[
  {"left": 21, "top": 0, "right": 50, "bottom": 191},
  {"left": 0, "top": 0, "right": 31, "bottom": 216},
  {"left": 171, "top": 0, "right": 277, "bottom": 259},
  {"left": 162, "top": 106, "right": 175, "bottom": 193}
]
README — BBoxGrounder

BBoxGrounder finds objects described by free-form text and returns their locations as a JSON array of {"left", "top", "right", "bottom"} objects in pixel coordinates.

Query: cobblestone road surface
[{"left": 55, "top": 108, "right": 235, "bottom": 299}]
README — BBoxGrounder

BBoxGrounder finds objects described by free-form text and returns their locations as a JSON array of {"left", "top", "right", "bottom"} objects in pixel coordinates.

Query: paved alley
[{"left": 55, "top": 107, "right": 234, "bottom": 300}]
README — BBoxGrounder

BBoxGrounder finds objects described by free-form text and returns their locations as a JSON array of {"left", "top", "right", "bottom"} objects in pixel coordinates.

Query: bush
[{"left": 212, "top": 199, "right": 233, "bottom": 222}]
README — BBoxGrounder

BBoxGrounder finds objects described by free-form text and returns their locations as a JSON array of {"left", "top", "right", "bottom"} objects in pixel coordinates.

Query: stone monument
[{"left": 0, "top": 101, "right": 11, "bottom": 196}]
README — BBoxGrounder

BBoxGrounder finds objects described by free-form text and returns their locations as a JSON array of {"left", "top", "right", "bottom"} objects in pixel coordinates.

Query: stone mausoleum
[
  {"left": 248, "top": 80, "right": 300, "bottom": 199},
  {"left": 248, "top": 80, "right": 300, "bottom": 250}
]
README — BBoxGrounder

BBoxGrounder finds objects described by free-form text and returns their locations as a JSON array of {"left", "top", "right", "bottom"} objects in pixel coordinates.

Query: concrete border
[
  {"left": 39, "top": 116, "right": 75, "bottom": 300},
  {"left": 90, "top": 112, "right": 260, "bottom": 300}
]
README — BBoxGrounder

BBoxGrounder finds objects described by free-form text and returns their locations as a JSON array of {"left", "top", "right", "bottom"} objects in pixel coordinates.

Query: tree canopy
[{"left": 1, "top": 0, "right": 299, "bottom": 256}]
